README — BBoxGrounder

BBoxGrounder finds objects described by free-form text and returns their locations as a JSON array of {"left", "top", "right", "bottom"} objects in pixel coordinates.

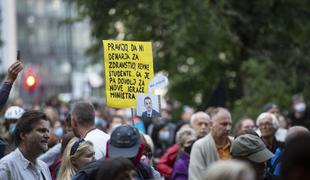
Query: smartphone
[{"left": 17, "top": 50, "right": 21, "bottom": 61}]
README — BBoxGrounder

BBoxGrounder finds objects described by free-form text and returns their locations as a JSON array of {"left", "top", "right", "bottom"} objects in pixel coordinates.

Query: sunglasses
[{"left": 70, "top": 139, "right": 85, "bottom": 156}]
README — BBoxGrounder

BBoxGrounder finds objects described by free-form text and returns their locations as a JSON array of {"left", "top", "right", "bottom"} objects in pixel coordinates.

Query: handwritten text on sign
[{"left": 103, "top": 40, "right": 154, "bottom": 108}]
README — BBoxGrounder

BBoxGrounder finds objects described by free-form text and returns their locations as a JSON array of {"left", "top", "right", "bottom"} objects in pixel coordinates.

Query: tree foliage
[{"left": 72, "top": 0, "right": 310, "bottom": 120}]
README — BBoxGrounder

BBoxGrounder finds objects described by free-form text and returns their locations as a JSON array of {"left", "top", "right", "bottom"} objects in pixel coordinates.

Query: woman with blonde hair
[
  {"left": 57, "top": 137, "right": 95, "bottom": 180},
  {"left": 205, "top": 160, "right": 255, "bottom": 180}
]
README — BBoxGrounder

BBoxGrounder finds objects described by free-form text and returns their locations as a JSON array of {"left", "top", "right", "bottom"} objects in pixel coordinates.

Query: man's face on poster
[{"left": 144, "top": 98, "right": 152, "bottom": 112}]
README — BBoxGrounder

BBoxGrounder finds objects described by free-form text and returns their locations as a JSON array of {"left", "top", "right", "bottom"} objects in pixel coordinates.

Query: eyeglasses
[
  {"left": 258, "top": 123, "right": 273, "bottom": 128},
  {"left": 70, "top": 139, "right": 85, "bottom": 156}
]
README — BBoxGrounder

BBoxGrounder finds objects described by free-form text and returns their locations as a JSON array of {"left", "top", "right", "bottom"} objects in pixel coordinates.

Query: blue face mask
[
  {"left": 9, "top": 124, "right": 16, "bottom": 134},
  {"left": 159, "top": 131, "right": 170, "bottom": 141},
  {"left": 54, "top": 127, "right": 63, "bottom": 138},
  {"left": 95, "top": 117, "right": 102, "bottom": 126}
]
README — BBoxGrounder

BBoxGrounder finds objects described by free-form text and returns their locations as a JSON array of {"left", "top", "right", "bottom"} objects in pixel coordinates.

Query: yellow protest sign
[{"left": 103, "top": 40, "right": 154, "bottom": 108}]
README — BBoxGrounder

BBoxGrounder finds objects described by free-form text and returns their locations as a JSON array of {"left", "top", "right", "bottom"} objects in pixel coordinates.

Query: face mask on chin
[
  {"left": 184, "top": 141, "right": 195, "bottom": 154},
  {"left": 9, "top": 123, "right": 16, "bottom": 134}
]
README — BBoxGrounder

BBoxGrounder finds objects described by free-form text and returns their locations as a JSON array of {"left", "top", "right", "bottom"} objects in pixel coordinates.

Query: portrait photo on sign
[{"left": 136, "top": 93, "right": 161, "bottom": 118}]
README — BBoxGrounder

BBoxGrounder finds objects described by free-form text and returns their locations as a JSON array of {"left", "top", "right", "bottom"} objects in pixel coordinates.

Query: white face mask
[{"left": 294, "top": 102, "right": 306, "bottom": 112}]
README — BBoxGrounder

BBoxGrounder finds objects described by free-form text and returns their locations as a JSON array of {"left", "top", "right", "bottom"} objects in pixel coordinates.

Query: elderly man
[
  {"left": 256, "top": 112, "right": 284, "bottom": 153},
  {"left": 190, "top": 111, "right": 211, "bottom": 138},
  {"left": 71, "top": 101, "right": 110, "bottom": 159},
  {"left": 188, "top": 108, "right": 233, "bottom": 180},
  {"left": 0, "top": 110, "right": 52, "bottom": 180}
]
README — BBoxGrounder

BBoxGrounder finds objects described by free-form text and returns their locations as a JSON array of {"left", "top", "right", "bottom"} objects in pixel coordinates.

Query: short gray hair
[
  {"left": 256, "top": 112, "right": 279, "bottom": 129},
  {"left": 210, "top": 107, "right": 231, "bottom": 122},
  {"left": 175, "top": 128, "right": 196, "bottom": 147},
  {"left": 190, "top": 111, "right": 210, "bottom": 126}
]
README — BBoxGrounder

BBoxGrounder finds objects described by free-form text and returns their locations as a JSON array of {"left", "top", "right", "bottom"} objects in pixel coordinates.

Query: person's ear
[
  {"left": 71, "top": 156, "right": 77, "bottom": 167},
  {"left": 71, "top": 116, "right": 78, "bottom": 128},
  {"left": 20, "top": 132, "right": 27, "bottom": 141}
]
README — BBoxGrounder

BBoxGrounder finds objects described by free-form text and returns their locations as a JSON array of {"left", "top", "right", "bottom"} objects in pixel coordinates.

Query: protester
[
  {"left": 150, "top": 118, "right": 176, "bottom": 158},
  {"left": 281, "top": 133, "right": 310, "bottom": 180},
  {"left": 171, "top": 128, "right": 197, "bottom": 180},
  {"left": 57, "top": 137, "right": 95, "bottom": 180},
  {"left": 189, "top": 111, "right": 211, "bottom": 138},
  {"left": 38, "top": 113, "right": 72, "bottom": 167},
  {"left": 72, "top": 125, "right": 155, "bottom": 180},
  {"left": 287, "top": 94, "right": 310, "bottom": 129},
  {"left": 71, "top": 101, "right": 110, "bottom": 159},
  {"left": 0, "top": 61, "right": 23, "bottom": 111},
  {"left": 107, "top": 125, "right": 154, "bottom": 179},
  {"left": 156, "top": 122, "right": 190, "bottom": 179},
  {"left": 263, "top": 103, "right": 279, "bottom": 116},
  {"left": 234, "top": 118, "right": 256, "bottom": 136},
  {"left": 231, "top": 133, "right": 274, "bottom": 180},
  {"left": 96, "top": 157, "right": 136, "bottom": 180},
  {"left": 189, "top": 108, "right": 233, "bottom": 180},
  {"left": 140, "top": 134, "right": 162, "bottom": 179},
  {"left": 256, "top": 112, "right": 284, "bottom": 153},
  {"left": 0, "top": 110, "right": 52, "bottom": 180},
  {"left": 269, "top": 126, "right": 310, "bottom": 176},
  {"left": 107, "top": 115, "right": 126, "bottom": 134},
  {"left": 204, "top": 160, "right": 255, "bottom": 180},
  {"left": 157, "top": 112, "right": 210, "bottom": 179},
  {"left": 49, "top": 132, "right": 75, "bottom": 180},
  {"left": 1, "top": 106, "right": 25, "bottom": 156}
]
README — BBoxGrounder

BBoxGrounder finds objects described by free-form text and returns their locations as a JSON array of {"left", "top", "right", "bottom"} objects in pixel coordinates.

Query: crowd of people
[{"left": 0, "top": 62, "right": 309, "bottom": 180}]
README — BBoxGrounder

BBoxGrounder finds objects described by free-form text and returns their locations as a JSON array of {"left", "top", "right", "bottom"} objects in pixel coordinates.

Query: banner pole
[{"left": 131, "top": 108, "right": 134, "bottom": 126}]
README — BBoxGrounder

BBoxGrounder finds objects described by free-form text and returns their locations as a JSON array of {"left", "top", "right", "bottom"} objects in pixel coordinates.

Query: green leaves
[{"left": 73, "top": 0, "right": 310, "bottom": 120}]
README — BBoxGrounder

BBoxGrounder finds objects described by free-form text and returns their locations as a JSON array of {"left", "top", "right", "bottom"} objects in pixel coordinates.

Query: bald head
[
  {"left": 286, "top": 126, "right": 310, "bottom": 145},
  {"left": 190, "top": 111, "right": 211, "bottom": 138}
]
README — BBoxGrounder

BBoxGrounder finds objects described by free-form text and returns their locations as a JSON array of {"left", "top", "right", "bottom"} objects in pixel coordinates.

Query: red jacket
[{"left": 156, "top": 144, "right": 180, "bottom": 178}]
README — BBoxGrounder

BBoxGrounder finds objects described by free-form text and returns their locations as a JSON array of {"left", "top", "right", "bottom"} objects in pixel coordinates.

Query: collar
[
  {"left": 83, "top": 127, "right": 96, "bottom": 138},
  {"left": 16, "top": 148, "right": 39, "bottom": 170},
  {"left": 216, "top": 138, "right": 231, "bottom": 150}
]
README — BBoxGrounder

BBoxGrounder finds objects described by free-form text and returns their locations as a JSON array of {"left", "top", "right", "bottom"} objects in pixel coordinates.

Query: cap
[
  {"left": 108, "top": 125, "right": 141, "bottom": 158},
  {"left": 231, "top": 134, "right": 274, "bottom": 163},
  {"left": 4, "top": 106, "right": 25, "bottom": 120}
]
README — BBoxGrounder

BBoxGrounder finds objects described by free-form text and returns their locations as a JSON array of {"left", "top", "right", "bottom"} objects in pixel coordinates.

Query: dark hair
[
  {"left": 96, "top": 157, "right": 135, "bottom": 180},
  {"left": 61, "top": 132, "right": 75, "bottom": 154},
  {"left": 233, "top": 118, "right": 254, "bottom": 137},
  {"left": 107, "top": 115, "right": 125, "bottom": 131},
  {"left": 144, "top": 96, "right": 152, "bottom": 102},
  {"left": 71, "top": 101, "right": 95, "bottom": 126},
  {"left": 14, "top": 110, "right": 50, "bottom": 146},
  {"left": 281, "top": 133, "right": 310, "bottom": 180}
]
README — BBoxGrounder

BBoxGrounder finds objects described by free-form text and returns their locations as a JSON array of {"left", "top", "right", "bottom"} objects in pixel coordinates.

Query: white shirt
[
  {"left": 38, "top": 143, "right": 61, "bottom": 166},
  {"left": 84, "top": 128, "right": 110, "bottom": 160},
  {"left": 0, "top": 148, "right": 52, "bottom": 180}
]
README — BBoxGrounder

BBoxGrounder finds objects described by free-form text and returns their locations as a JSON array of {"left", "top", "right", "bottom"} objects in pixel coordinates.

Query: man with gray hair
[
  {"left": 190, "top": 111, "right": 211, "bottom": 138},
  {"left": 189, "top": 108, "right": 233, "bottom": 180},
  {"left": 71, "top": 101, "right": 110, "bottom": 160},
  {"left": 256, "top": 112, "right": 284, "bottom": 153}
]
